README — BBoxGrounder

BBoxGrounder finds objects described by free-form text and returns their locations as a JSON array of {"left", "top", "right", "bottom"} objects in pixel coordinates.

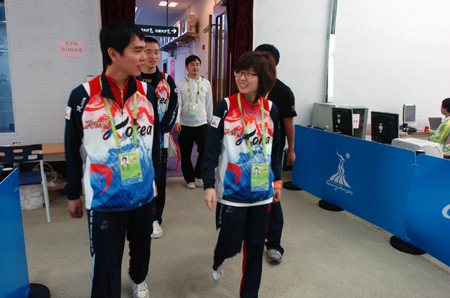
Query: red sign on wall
[{"left": 170, "top": 59, "right": 175, "bottom": 78}]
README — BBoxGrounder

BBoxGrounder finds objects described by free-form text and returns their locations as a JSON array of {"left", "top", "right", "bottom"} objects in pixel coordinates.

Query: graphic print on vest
[
  {"left": 221, "top": 97, "right": 275, "bottom": 203},
  {"left": 81, "top": 90, "right": 157, "bottom": 211}
]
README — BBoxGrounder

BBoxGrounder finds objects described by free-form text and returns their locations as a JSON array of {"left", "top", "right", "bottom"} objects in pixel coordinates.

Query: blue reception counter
[{"left": 292, "top": 125, "right": 450, "bottom": 267}]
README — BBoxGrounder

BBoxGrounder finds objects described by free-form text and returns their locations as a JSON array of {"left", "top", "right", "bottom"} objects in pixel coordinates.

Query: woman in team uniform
[{"left": 201, "top": 51, "right": 282, "bottom": 298}]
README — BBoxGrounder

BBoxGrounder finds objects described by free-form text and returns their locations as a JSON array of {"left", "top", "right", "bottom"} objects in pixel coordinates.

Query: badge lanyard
[
  {"left": 100, "top": 77, "right": 143, "bottom": 185},
  {"left": 188, "top": 76, "right": 200, "bottom": 117},
  {"left": 188, "top": 76, "right": 200, "bottom": 104},
  {"left": 238, "top": 93, "right": 271, "bottom": 192},
  {"left": 237, "top": 93, "right": 267, "bottom": 158},
  {"left": 100, "top": 77, "right": 138, "bottom": 151}
]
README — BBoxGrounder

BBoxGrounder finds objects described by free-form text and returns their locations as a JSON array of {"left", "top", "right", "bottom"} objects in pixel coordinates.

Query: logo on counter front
[
  {"left": 442, "top": 204, "right": 450, "bottom": 219},
  {"left": 326, "top": 151, "right": 353, "bottom": 195}
]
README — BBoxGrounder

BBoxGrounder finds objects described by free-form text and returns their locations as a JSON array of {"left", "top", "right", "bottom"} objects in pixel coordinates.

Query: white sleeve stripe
[
  {"left": 82, "top": 82, "right": 91, "bottom": 96},
  {"left": 142, "top": 82, "right": 148, "bottom": 94}
]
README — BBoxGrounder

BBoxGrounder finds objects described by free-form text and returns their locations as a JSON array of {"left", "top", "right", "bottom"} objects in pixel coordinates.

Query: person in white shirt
[{"left": 175, "top": 55, "right": 213, "bottom": 189}]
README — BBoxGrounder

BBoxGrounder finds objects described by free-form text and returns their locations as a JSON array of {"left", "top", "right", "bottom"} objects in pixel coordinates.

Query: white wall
[
  {"left": 254, "top": 0, "right": 331, "bottom": 126},
  {"left": 1, "top": 0, "right": 101, "bottom": 145},
  {"left": 334, "top": 0, "right": 450, "bottom": 129},
  {"left": 254, "top": 0, "right": 450, "bottom": 129}
]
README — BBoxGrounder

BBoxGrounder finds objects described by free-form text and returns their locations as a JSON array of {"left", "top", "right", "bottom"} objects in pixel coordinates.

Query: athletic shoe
[
  {"left": 267, "top": 249, "right": 282, "bottom": 264},
  {"left": 128, "top": 273, "right": 149, "bottom": 298},
  {"left": 197, "top": 178, "right": 204, "bottom": 185},
  {"left": 152, "top": 220, "right": 163, "bottom": 238},
  {"left": 211, "top": 262, "right": 225, "bottom": 281},
  {"left": 187, "top": 182, "right": 195, "bottom": 189}
]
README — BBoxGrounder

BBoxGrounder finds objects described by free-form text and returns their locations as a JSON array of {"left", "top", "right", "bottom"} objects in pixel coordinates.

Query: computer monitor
[
  {"left": 401, "top": 104, "right": 416, "bottom": 132},
  {"left": 429, "top": 117, "right": 442, "bottom": 130},
  {"left": 371, "top": 111, "right": 399, "bottom": 144},
  {"left": 332, "top": 107, "right": 353, "bottom": 136}
]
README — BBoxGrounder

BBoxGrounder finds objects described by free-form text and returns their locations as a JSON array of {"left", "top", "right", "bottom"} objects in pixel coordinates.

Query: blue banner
[
  {"left": 0, "top": 169, "right": 30, "bottom": 298},
  {"left": 292, "top": 126, "right": 416, "bottom": 239},
  {"left": 404, "top": 154, "right": 450, "bottom": 266},
  {"left": 292, "top": 125, "right": 450, "bottom": 267}
]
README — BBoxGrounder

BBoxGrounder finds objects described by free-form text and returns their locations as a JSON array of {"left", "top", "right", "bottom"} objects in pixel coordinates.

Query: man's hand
[
  {"left": 174, "top": 123, "right": 181, "bottom": 134},
  {"left": 68, "top": 198, "right": 83, "bottom": 218},
  {"left": 204, "top": 188, "right": 217, "bottom": 211},
  {"left": 273, "top": 188, "right": 281, "bottom": 203},
  {"left": 286, "top": 149, "right": 296, "bottom": 166}
]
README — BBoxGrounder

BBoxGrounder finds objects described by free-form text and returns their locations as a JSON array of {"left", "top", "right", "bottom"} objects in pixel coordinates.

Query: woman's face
[{"left": 235, "top": 68, "right": 259, "bottom": 102}]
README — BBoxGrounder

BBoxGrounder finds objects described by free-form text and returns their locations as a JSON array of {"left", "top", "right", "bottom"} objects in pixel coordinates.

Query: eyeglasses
[{"left": 234, "top": 70, "right": 257, "bottom": 79}]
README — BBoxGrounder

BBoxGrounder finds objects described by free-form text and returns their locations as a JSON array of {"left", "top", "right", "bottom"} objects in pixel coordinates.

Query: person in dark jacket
[{"left": 136, "top": 37, "right": 178, "bottom": 239}]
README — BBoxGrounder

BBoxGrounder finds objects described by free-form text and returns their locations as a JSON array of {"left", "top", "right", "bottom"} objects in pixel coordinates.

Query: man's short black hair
[
  {"left": 100, "top": 20, "right": 145, "bottom": 66},
  {"left": 185, "top": 55, "right": 201, "bottom": 66},
  {"left": 442, "top": 98, "right": 450, "bottom": 112},
  {"left": 145, "top": 36, "right": 159, "bottom": 46},
  {"left": 254, "top": 44, "right": 280, "bottom": 66}
]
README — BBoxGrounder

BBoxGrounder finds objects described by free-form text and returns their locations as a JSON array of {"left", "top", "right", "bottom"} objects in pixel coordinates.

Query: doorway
[{"left": 211, "top": 1, "right": 231, "bottom": 108}]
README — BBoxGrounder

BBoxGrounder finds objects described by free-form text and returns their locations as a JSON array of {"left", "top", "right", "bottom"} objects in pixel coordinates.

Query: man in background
[
  {"left": 429, "top": 97, "right": 450, "bottom": 155},
  {"left": 255, "top": 44, "right": 297, "bottom": 264},
  {"left": 175, "top": 55, "right": 213, "bottom": 189},
  {"left": 137, "top": 37, "right": 178, "bottom": 239}
]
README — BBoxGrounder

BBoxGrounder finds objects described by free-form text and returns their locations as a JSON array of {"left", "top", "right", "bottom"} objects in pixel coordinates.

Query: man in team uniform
[
  {"left": 137, "top": 37, "right": 178, "bottom": 239},
  {"left": 65, "top": 20, "right": 160, "bottom": 298},
  {"left": 255, "top": 44, "right": 297, "bottom": 264}
]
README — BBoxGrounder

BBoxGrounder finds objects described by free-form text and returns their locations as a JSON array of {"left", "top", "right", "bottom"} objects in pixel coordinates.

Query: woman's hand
[
  {"left": 273, "top": 188, "right": 281, "bottom": 203},
  {"left": 204, "top": 188, "right": 217, "bottom": 211}
]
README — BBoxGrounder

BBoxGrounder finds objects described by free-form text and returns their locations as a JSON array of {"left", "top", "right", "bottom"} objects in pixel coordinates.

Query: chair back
[{"left": 0, "top": 144, "right": 43, "bottom": 164}]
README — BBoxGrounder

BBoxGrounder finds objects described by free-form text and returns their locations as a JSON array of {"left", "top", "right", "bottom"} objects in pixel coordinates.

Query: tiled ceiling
[{"left": 135, "top": 0, "right": 197, "bottom": 26}]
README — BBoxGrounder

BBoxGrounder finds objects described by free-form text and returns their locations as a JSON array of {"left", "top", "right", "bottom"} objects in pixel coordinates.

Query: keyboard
[{"left": 407, "top": 131, "right": 429, "bottom": 135}]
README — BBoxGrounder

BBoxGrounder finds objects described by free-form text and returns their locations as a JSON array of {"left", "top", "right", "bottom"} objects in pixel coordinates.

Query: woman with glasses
[{"left": 201, "top": 51, "right": 282, "bottom": 298}]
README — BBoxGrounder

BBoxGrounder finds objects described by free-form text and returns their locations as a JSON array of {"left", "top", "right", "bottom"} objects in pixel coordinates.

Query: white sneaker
[
  {"left": 211, "top": 261, "right": 225, "bottom": 281},
  {"left": 197, "top": 178, "right": 203, "bottom": 185},
  {"left": 187, "top": 182, "right": 195, "bottom": 189},
  {"left": 152, "top": 220, "right": 163, "bottom": 238},
  {"left": 267, "top": 249, "right": 282, "bottom": 263},
  {"left": 128, "top": 273, "right": 149, "bottom": 298}
]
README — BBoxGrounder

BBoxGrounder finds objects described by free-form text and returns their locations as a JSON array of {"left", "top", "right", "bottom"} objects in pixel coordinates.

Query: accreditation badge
[
  {"left": 251, "top": 163, "right": 269, "bottom": 192},
  {"left": 189, "top": 103, "right": 198, "bottom": 117},
  {"left": 119, "top": 149, "right": 143, "bottom": 185}
]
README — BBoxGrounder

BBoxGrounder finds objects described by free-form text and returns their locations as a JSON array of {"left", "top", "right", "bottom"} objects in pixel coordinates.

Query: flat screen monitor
[
  {"left": 401, "top": 104, "right": 417, "bottom": 132},
  {"left": 371, "top": 111, "right": 399, "bottom": 144},
  {"left": 403, "top": 104, "right": 416, "bottom": 123},
  {"left": 332, "top": 107, "right": 353, "bottom": 136}
]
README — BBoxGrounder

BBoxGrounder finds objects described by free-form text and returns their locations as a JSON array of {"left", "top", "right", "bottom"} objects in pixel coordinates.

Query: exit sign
[{"left": 137, "top": 25, "right": 178, "bottom": 37}]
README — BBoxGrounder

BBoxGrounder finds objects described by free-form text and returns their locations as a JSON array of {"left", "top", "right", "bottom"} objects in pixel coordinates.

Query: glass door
[{"left": 211, "top": 1, "right": 231, "bottom": 108}]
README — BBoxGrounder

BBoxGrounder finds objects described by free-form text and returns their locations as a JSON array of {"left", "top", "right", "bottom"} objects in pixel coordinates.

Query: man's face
[
  {"left": 185, "top": 59, "right": 201, "bottom": 77},
  {"left": 114, "top": 35, "right": 146, "bottom": 77},
  {"left": 144, "top": 41, "right": 160, "bottom": 70}
]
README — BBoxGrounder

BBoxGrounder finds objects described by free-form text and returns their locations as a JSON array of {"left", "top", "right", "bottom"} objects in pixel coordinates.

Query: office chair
[{"left": 0, "top": 144, "right": 51, "bottom": 222}]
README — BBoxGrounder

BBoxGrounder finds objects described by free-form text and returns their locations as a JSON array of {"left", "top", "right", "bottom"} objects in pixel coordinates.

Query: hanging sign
[{"left": 137, "top": 25, "right": 178, "bottom": 37}]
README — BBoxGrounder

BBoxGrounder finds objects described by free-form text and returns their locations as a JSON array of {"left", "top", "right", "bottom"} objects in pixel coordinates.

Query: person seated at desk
[{"left": 429, "top": 98, "right": 450, "bottom": 155}]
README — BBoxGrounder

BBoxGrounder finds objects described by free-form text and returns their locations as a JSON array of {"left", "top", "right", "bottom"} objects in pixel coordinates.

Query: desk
[
  {"left": 41, "top": 143, "right": 66, "bottom": 200},
  {"left": 42, "top": 143, "right": 64, "bottom": 161},
  {"left": 399, "top": 131, "right": 430, "bottom": 140},
  {"left": 42, "top": 143, "right": 64, "bottom": 156}
]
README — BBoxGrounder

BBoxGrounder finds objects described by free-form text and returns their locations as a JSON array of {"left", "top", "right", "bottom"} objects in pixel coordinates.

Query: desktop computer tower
[{"left": 311, "top": 102, "right": 368, "bottom": 139}]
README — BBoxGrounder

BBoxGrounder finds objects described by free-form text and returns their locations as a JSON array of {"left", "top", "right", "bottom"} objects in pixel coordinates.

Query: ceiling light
[
  {"left": 168, "top": 2, "right": 178, "bottom": 7},
  {"left": 159, "top": 1, "right": 167, "bottom": 6}
]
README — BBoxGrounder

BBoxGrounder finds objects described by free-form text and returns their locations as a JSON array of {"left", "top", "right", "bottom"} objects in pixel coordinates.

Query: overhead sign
[{"left": 137, "top": 25, "right": 178, "bottom": 37}]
